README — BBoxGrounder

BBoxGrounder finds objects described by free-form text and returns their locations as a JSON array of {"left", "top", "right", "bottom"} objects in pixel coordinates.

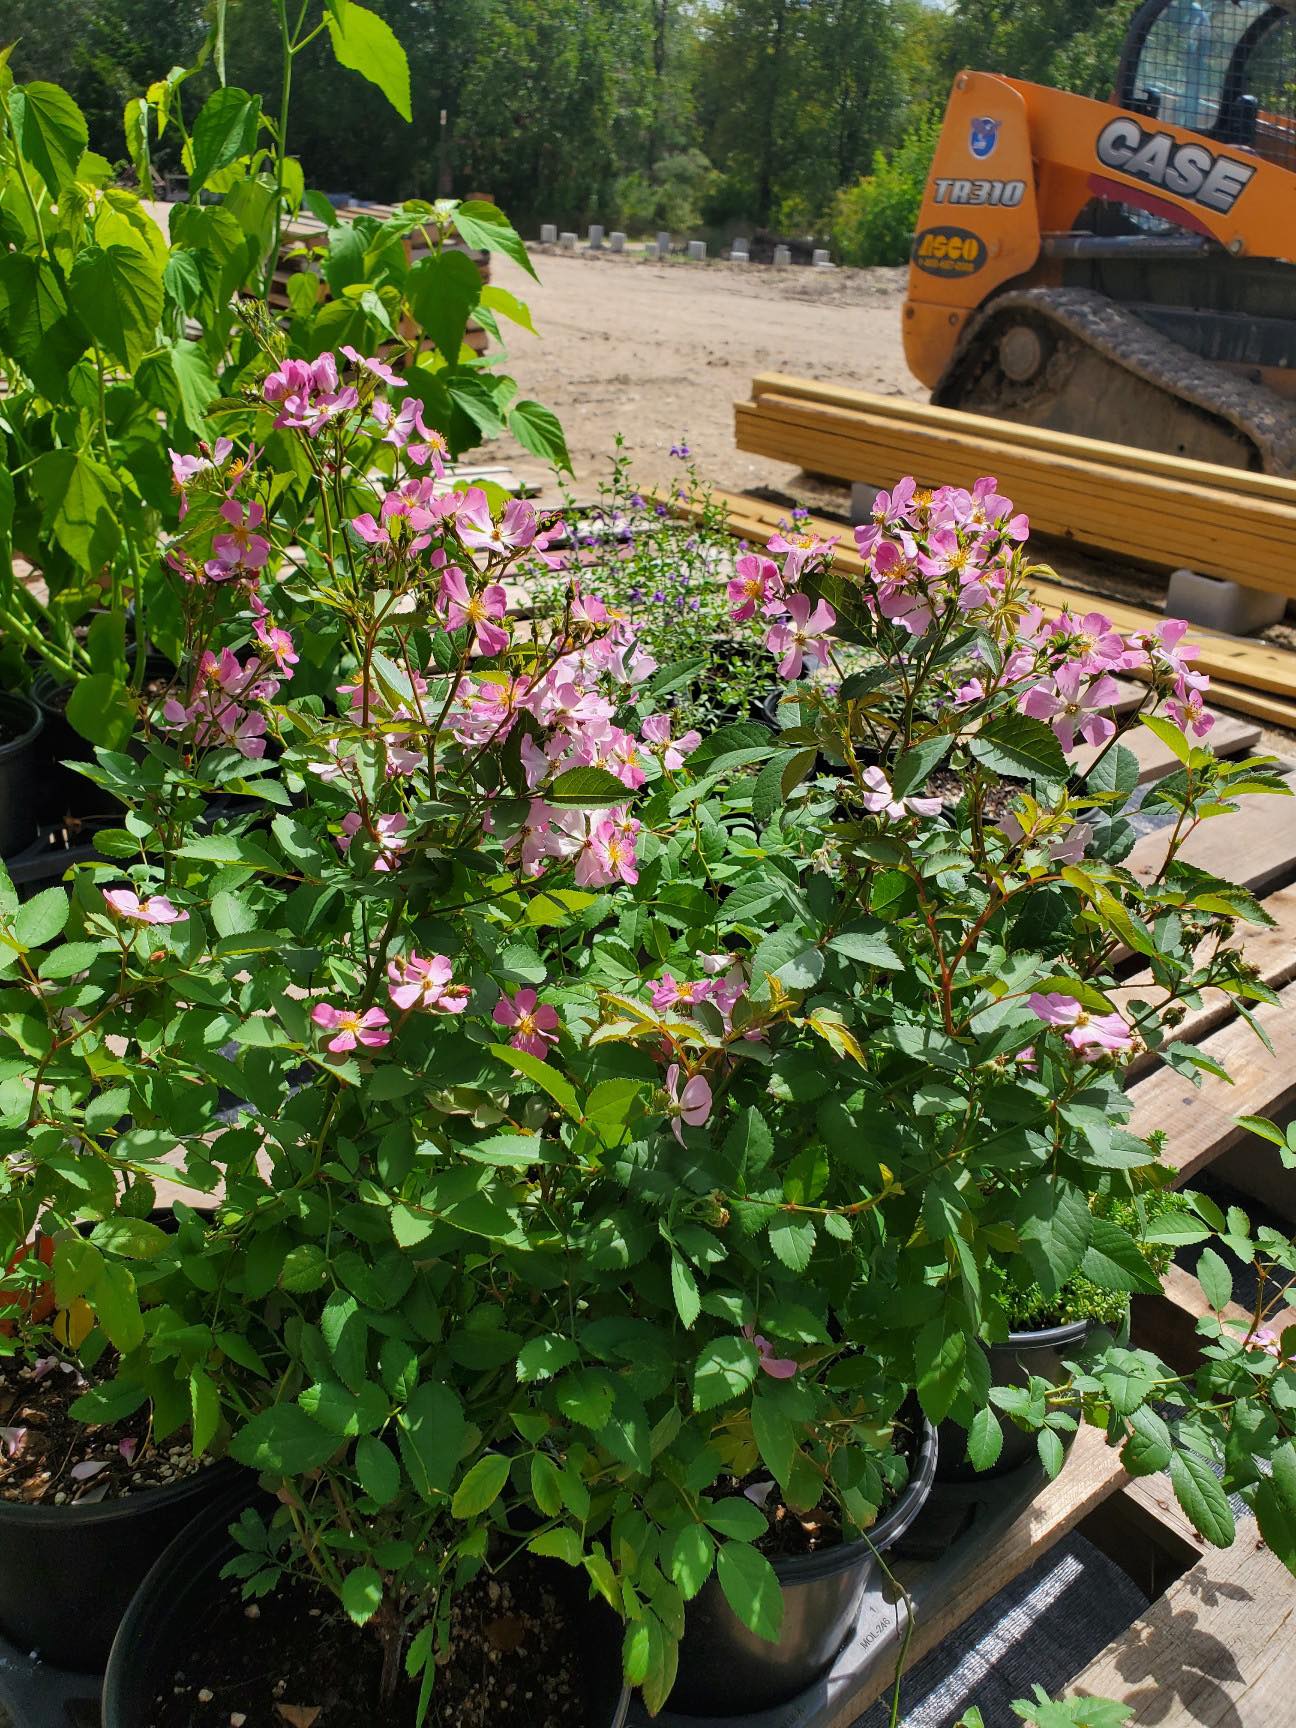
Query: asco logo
[
  {"left": 969, "top": 116, "right": 1000, "bottom": 159},
  {"left": 912, "top": 225, "right": 987, "bottom": 279}
]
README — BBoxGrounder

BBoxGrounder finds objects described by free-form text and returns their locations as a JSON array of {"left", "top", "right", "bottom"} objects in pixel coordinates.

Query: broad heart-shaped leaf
[
  {"left": 970, "top": 711, "right": 1067, "bottom": 783},
  {"left": 693, "top": 1336, "right": 760, "bottom": 1412},
  {"left": 396, "top": 1381, "right": 465, "bottom": 1499},
  {"left": 11, "top": 82, "right": 88, "bottom": 195},
  {"left": 508, "top": 400, "right": 572, "bottom": 473},
  {"left": 31, "top": 450, "right": 120, "bottom": 573},
  {"left": 451, "top": 200, "right": 537, "bottom": 280},
  {"left": 229, "top": 1404, "right": 338, "bottom": 1475},
  {"left": 450, "top": 1452, "right": 510, "bottom": 1519},
  {"left": 326, "top": 2, "right": 412, "bottom": 121},
  {"left": 341, "top": 1565, "right": 384, "bottom": 1626},
  {"left": 1169, "top": 1449, "right": 1235, "bottom": 1547},
  {"left": 0, "top": 254, "right": 86, "bottom": 397},
  {"left": 715, "top": 1541, "right": 783, "bottom": 1643},
  {"left": 69, "top": 243, "right": 164, "bottom": 371},
  {"left": 66, "top": 674, "right": 134, "bottom": 750},
  {"left": 1196, "top": 1246, "right": 1233, "bottom": 1313},
  {"left": 189, "top": 86, "right": 261, "bottom": 191},
  {"left": 408, "top": 249, "right": 481, "bottom": 360}
]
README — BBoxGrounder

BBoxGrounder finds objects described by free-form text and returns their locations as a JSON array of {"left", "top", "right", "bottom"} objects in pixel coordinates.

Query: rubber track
[{"left": 932, "top": 285, "right": 1296, "bottom": 478}]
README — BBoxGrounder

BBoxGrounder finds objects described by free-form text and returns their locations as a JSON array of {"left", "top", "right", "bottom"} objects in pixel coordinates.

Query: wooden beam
[
  {"left": 749, "top": 375, "right": 1296, "bottom": 511},
  {"left": 735, "top": 395, "right": 1296, "bottom": 591},
  {"left": 1070, "top": 1529, "right": 1296, "bottom": 1725}
]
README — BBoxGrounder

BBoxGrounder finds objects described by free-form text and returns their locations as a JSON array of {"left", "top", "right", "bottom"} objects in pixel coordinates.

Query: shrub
[{"left": 830, "top": 109, "right": 942, "bottom": 268}]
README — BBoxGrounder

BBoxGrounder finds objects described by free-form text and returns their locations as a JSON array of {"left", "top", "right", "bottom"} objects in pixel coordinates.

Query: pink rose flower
[
  {"left": 493, "top": 988, "right": 561, "bottom": 1059},
  {"left": 310, "top": 1002, "right": 391, "bottom": 1054},
  {"left": 742, "top": 1323, "right": 798, "bottom": 1379},
  {"left": 102, "top": 889, "right": 189, "bottom": 925},
  {"left": 437, "top": 566, "right": 510, "bottom": 657},
  {"left": 1028, "top": 992, "right": 1132, "bottom": 1057},
  {"left": 387, "top": 952, "right": 470, "bottom": 1015},
  {"left": 765, "top": 592, "right": 836, "bottom": 680},
  {"left": 665, "top": 1063, "right": 712, "bottom": 1145}
]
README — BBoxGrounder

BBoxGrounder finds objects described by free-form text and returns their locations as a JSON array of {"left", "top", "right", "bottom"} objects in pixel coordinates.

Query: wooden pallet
[
  {"left": 733, "top": 382, "right": 1296, "bottom": 594},
  {"left": 656, "top": 485, "right": 1296, "bottom": 729}
]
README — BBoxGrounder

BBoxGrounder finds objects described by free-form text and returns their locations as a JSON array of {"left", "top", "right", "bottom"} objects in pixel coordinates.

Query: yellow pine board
[{"left": 750, "top": 373, "right": 1296, "bottom": 510}]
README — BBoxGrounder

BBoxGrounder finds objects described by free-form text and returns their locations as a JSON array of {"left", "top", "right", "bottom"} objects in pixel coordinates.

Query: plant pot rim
[
  {"left": 1000, "top": 1316, "right": 1094, "bottom": 1350},
  {"left": 768, "top": 1413, "right": 939, "bottom": 1585},
  {"left": 104, "top": 1480, "right": 632, "bottom": 1728},
  {"left": 0, "top": 691, "right": 43, "bottom": 757},
  {"left": 0, "top": 1457, "right": 241, "bottom": 1530}
]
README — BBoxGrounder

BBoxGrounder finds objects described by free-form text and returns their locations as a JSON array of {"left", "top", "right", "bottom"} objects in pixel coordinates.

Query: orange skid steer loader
[{"left": 904, "top": 0, "right": 1296, "bottom": 474}]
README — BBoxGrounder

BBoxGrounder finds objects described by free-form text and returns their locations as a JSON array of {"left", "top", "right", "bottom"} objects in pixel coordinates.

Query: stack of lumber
[
  {"left": 659, "top": 485, "right": 1296, "bottom": 730},
  {"left": 735, "top": 374, "right": 1296, "bottom": 593}
]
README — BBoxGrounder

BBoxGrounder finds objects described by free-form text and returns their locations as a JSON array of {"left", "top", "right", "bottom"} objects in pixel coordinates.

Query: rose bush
[{"left": 2, "top": 321, "right": 1295, "bottom": 1720}]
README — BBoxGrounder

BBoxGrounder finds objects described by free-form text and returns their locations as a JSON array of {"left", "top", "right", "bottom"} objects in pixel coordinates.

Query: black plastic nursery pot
[
  {"left": 103, "top": 1487, "right": 633, "bottom": 1728},
  {"left": 0, "top": 1459, "right": 240, "bottom": 1671},
  {"left": 935, "top": 1317, "right": 1092, "bottom": 1484},
  {"left": 667, "top": 1417, "right": 938, "bottom": 1717},
  {"left": 0, "top": 692, "right": 45, "bottom": 862}
]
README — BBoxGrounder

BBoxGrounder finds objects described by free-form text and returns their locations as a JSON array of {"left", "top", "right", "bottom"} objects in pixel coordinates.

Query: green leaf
[
  {"left": 341, "top": 1565, "right": 384, "bottom": 1627},
  {"left": 555, "top": 1367, "right": 615, "bottom": 1430},
  {"left": 767, "top": 1215, "right": 815, "bottom": 1273},
  {"left": 487, "top": 1043, "right": 579, "bottom": 1119},
  {"left": 704, "top": 1497, "right": 767, "bottom": 1541},
  {"left": 11, "top": 82, "right": 88, "bottom": 196},
  {"left": 827, "top": 923, "right": 904, "bottom": 970},
  {"left": 715, "top": 1541, "right": 783, "bottom": 1643},
  {"left": 750, "top": 1392, "right": 795, "bottom": 1486},
  {"left": 915, "top": 1318, "right": 966, "bottom": 1424},
  {"left": 1121, "top": 1406, "right": 1172, "bottom": 1477},
  {"left": 671, "top": 1253, "right": 701, "bottom": 1328},
  {"left": 1139, "top": 712, "right": 1192, "bottom": 767},
  {"left": 693, "top": 1337, "right": 760, "bottom": 1412},
  {"left": 971, "top": 712, "right": 1067, "bottom": 782},
  {"left": 32, "top": 450, "right": 121, "bottom": 573},
  {"left": 89, "top": 1217, "right": 169, "bottom": 1260},
  {"left": 966, "top": 1406, "right": 1004, "bottom": 1472},
  {"left": 189, "top": 1367, "right": 221, "bottom": 1456},
  {"left": 408, "top": 249, "right": 481, "bottom": 360},
  {"left": 325, "top": 2, "right": 412, "bottom": 121},
  {"left": 1037, "top": 1427, "right": 1065, "bottom": 1479},
  {"left": 546, "top": 766, "right": 632, "bottom": 808},
  {"left": 1080, "top": 1218, "right": 1162, "bottom": 1295},
  {"left": 168, "top": 338, "right": 219, "bottom": 436},
  {"left": 229, "top": 1404, "right": 338, "bottom": 1475},
  {"left": 1196, "top": 1247, "right": 1232, "bottom": 1313},
  {"left": 450, "top": 1452, "right": 510, "bottom": 1518},
  {"left": 68, "top": 242, "right": 164, "bottom": 371},
  {"left": 516, "top": 1334, "right": 579, "bottom": 1382},
  {"left": 354, "top": 1434, "right": 401, "bottom": 1505},
  {"left": 93, "top": 1262, "right": 144, "bottom": 1354},
  {"left": 451, "top": 200, "right": 536, "bottom": 280},
  {"left": 507, "top": 400, "right": 572, "bottom": 473},
  {"left": 397, "top": 1381, "right": 465, "bottom": 1499},
  {"left": 1169, "top": 1450, "right": 1235, "bottom": 1547},
  {"left": 66, "top": 674, "right": 135, "bottom": 751},
  {"left": 13, "top": 888, "right": 68, "bottom": 950},
  {"left": 668, "top": 1521, "right": 716, "bottom": 1599},
  {"left": 189, "top": 86, "right": 261, "bottom": 191},
  {"left": 528, "top": 1527, "right": 583, "bottom": 1565},
  {"left": 1018, "top": 1180, "right": 1093, "bottom": 1295},
  {"left": 480, "top": 283, "right": 536, "bottom": 333}
]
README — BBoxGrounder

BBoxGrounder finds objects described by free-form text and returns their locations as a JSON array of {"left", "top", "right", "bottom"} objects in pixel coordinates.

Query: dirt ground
[{"left": 487, "top": 250, "right": 921, "bottom": 499}]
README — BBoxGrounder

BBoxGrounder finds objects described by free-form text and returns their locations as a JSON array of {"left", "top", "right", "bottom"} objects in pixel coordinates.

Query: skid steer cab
[{"left": 903, "top": 0, "right": 1296, "bottom": 474}]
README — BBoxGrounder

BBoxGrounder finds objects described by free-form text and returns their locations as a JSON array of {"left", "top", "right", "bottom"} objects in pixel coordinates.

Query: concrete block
[
  {"left": 588, "top": 224, "right": 604, "bottom": 249},
  {"left": 812, "top": 248, "right": 831, "bottom": 267},
  {"left": 731, "top": 237, "right": 750, "bottom": 259},
  {"left": 540, "top": 223, "right": 557, "bottom": 245},
  {"left": 686, "top": 239, "right": 706, "bottom": 261},
  {"left": 772, "top": 244, "right": 791, "bottom": 267},
  {"left": 850, "top": 483, "right": 881, "bottom": 526},
  {"left": 644, "top": 242, "right": 659, "bottom": 261},
  {"left": 559, "top": 231, "right": 577, "bottom": 249},
  {"left": 656, "top": 231, "right": 671, "bottom": 258},
  {"left": 730, "top": 251, "right": 749, "bottom": 264},
  {"left": 609, "top": 231, "right": 626, "bottom": 253},
  {"left": 1165, "top": 567, "right": 1285, "bottom": 635}
]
